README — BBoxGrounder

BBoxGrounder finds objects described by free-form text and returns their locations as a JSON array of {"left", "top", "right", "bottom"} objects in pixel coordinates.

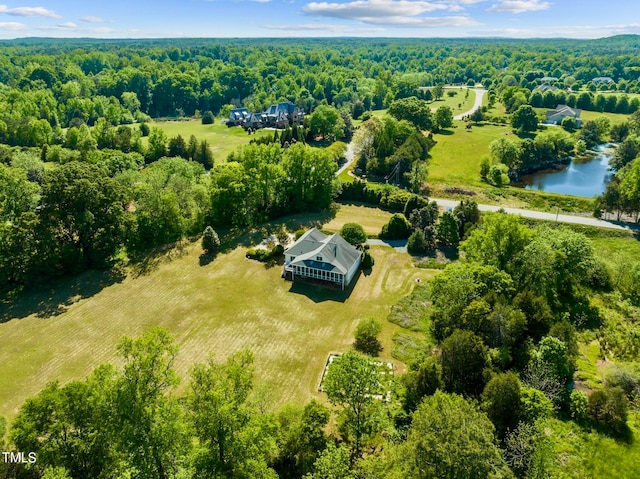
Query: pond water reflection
[{"left": 518, "top": 144, "right": 615, "bottom": 197}]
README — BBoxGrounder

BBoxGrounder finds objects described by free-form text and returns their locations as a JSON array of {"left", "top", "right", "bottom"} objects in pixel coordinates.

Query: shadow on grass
[
  {"left": 287, "top": 269, "right": 361, "bottom": 303},
  {"left": 128, "top": 240, "right": 191, "bottom": 278},
  {"left": 0, "top": 267, "right": 126, "bottom": 323},
  {"left": 263, "top": 256, "right": 285, "bottom": 270},
  {"left": 437, "top": 129, "right": 455, "bottom": 136},
  {"left": 199, "top": 251, "right": 217, "bottom": 266},
  {"left": 216, "top": 205, "right": 339, "bottom": 255}
]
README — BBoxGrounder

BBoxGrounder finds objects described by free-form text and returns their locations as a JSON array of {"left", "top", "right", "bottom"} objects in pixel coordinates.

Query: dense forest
[
  {"left": 2, "top": 36, "right": 640, "bottom": 288},
  {"left": 3, "top": 36, "right": 640, "bottom": 479}
]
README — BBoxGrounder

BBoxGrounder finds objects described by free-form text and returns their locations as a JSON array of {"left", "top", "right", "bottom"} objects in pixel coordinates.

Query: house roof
[
  {"left": 536, "top": 84, "right": 558, "bottom": 92},
  {"left": 540, "top": 76, "right": 558, "bottom": 83},
  {"left": 593, "top": 76, "right": 614, "bottom": 84},
  {"left": 546, "top": 104, "right": 581, "bottom": 119},
  {"left": 285, "top": 228, "right": 361, "bottom": 275}
]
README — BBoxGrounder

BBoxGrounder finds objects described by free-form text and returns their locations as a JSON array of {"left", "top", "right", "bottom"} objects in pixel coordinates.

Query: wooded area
[{"left": 3, "top": 36, "right": 640, "bottom": 479}]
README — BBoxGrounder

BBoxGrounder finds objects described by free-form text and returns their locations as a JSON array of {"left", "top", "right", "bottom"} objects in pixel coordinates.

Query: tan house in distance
[{"left": 545, "top": 104, "right": 582, "bottom": 126}]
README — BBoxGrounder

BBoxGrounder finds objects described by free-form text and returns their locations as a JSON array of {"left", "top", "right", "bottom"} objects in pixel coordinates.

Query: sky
[{"left": 0, "top": 0, "right": 639, "bottom": 39}]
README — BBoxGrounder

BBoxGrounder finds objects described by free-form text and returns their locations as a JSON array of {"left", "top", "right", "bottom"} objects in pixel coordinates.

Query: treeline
[
  {"left": 596, "top": 112, "right": 640, "bottom": 221},
  {"left": 3, "top": 36, "right": 640, "bottom": 148},
  {"left": 0, "top": 142, "right": 336, "bottom": 290},
  {"left": 528, "top": 88, "right": 639, "bottom": 114},
  {"left": 498, "top": 86, "right": 640, "bottom": 117}
]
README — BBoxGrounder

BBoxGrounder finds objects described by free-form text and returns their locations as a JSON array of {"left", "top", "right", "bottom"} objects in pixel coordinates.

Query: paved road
[
  {"left": 454, "top": 88, "right": 487, "bottom": 120},
  {"left": 429, "top": 197, "right": 638, "bottom": 232},
  {"left": 336, "top": 141, "right": 356, "bottom": 176},
  {"left": 367, "top": 238, "right": 407, "bottom": 252}
]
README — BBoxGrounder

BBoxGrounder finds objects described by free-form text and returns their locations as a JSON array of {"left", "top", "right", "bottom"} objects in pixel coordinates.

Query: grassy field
[
  {"left": 323, "top": 202, "right": 393, "bottom": 236},
  {"left": 429, "top": 122, "right": 509, "bottom": 187},
  {"left": 431, "top": 87, "right": 476, "bottom": 115},
  {"left": 146, "top": 119, "right": 272, "bottom": 163},
  {"left": 0, "top": 204, "right": 426, "bottom": 420},
  {"left": 352, "top": 108, "right": 387, "bottom": 128}
]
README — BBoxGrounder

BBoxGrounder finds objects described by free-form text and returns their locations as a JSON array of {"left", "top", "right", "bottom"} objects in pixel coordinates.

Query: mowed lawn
[
  {"left": 146, "top": 119, "right": 273, "bottom": 162},
  {"left": 431, "top": 88, "right": 476, "bottom": 115},
  {"left": 428, "top": 123, "right": 511, "bottom": 187},
  {"left": 323, "top": 202, "right": 394, "bottom": 236},
  {"left": 0, "top": 207, "right": 427, "bottom": 420}
]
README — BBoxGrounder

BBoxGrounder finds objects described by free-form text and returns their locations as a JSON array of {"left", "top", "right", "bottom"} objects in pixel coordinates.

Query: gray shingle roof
[{"left": 285, "top": 228, "right": 361, "bottom": 274}]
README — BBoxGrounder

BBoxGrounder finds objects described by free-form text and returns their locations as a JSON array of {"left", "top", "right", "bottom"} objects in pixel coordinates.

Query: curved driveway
[{"left": 454, "top": 88, "right": 487, "bottom": 120}]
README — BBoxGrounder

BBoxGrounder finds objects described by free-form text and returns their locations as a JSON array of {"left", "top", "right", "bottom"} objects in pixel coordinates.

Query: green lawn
[
  {"left": 579, "top": 109, "right": 630, "bottom": 125},
  {"left": 0, "top": 205, "right": 425, "bottom": 420},
  {"left": 428, "top": 123, "right": 510, "bottom": 187},
  {"left": 353, "top": 109, "right": 387, "bottom": 128},
  {"left": 323, "top": 202, "right": 394, "bottom": 236},
  {"left": 429, "top": 87, "right": 476, "bottom": 115},
  {"left": 146, "top": 119, "right": 273, "bottom": 163}
]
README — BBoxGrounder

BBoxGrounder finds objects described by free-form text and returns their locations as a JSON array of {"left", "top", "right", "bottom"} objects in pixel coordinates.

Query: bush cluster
[{"left": 245, "top": 244, "right": 284, "bottom": 262}]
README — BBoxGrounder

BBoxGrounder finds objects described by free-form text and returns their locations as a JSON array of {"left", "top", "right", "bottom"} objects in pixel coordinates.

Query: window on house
[{"left": 316, "top": 256, "right": 322, "bottom": 261}]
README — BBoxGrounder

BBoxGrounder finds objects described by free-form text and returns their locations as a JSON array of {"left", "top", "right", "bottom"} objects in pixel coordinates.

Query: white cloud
[
  {"left": 81, "top": 16, "right": 105, "bottom": 23},
  {"left": 487, "top": 0, "right": 550, "bottom": 14},
  {"left": 304, "top": 0, "right": 449, "bottom": 19},
  {"left": 302, "top": 0, "right": 480, "bottom": 27},
  {"left": 0, "top": 20, "right": 25, "bottom": 30},
  {"left": 0, "top": 4, "right": 61, "bottom": 18}
]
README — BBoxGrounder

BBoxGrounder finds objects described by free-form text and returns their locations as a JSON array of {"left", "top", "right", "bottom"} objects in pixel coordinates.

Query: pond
[{"left": 518, "top": 144, "right": 615, "bottom": 197}]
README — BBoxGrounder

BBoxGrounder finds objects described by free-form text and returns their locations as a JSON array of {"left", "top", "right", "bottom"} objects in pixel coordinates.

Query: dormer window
[{"left": 316, "top": 256, "right": 322, "bottom": 261}]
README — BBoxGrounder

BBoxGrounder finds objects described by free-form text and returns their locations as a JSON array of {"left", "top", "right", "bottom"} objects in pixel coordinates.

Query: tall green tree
[
  {"left": 111, "top": 328, "right": 189, "bottom": 479},
  {"left": 339, "top": 223, "right": 367, "bottom": 247},
  {"left": 146, "top": 127, "right": 168, "bottom": 162},
  {"left": 276, "top": 400, "right": 330, "bottom": 478},
  {"left": 460, "top": 211, "right": 534, "bottom": 273},
  {"left": 482, "top": 372, "right": 523, "bottom": 439},
  {"left": 282, "top": 143, "right": 335, "bottom": 211},
  {"left": 10, "top": 370, "right": 120, "bottom": 479},
  {"left": 390, "top": 391, "right": 512, "bottom": 479},
  {"left": 491, "top": 137, "right": 521, "bottom": 170},
  {"left": 309, "top": 105, "right": 345, "bottom": 141},
  {"left": 388, "top": 96, "right": 433, "bottom": 130},
  {"left": 511, "top": 105, "right": 538, "bottom": 134},
  {"left": 40, "top": 161, "right": 126, "bottom": 272},
  {"left": 434, "top": 105, "right": 453, "bottom": 131},
  {"left": 440, "top": 330, "right": 488, "bottom": 397},
  {"left": 187, "top": 350, "right": 278, "bottom": 479},
  {"left": 323, "top": 351, "right": 384, "bottom": 458}
]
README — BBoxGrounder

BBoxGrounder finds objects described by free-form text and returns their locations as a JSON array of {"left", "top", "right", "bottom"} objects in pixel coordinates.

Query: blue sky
[{"left": 0, "top": 1, "right": 639, "bottom": 39}]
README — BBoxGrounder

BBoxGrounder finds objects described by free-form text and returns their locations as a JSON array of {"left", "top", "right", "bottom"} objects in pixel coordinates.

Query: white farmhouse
[{"left": 283, "top": 228, "right": 361, "bottom": 290}]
